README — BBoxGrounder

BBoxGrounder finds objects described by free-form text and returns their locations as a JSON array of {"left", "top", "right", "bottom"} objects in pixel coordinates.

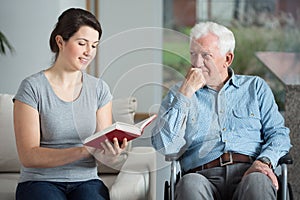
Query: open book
[{"left": 84, "top": 114, "right": 157, "bottom": 149}]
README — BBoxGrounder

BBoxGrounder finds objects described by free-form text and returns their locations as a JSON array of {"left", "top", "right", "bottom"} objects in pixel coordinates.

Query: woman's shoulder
[
  {"left": 22, "top": 71, "right": 45, "bottom": 84},
  {"left": 19, "top": 71, "right": 46, "bottom": 89},
  {"left": 14, "top": 71, "right": 46, "bottom": 109},
  {"left": 83, "top": 72, "right": 109, "bottom": 88}
]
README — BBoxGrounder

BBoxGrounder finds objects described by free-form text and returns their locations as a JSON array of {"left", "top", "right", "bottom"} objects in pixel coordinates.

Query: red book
[{"left": 84, "top": 114, "right": 157, "bottom": 149}]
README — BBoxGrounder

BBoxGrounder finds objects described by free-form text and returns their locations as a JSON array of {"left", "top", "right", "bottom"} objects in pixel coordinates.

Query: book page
[{"left": 135, "top": 114, "right": 157, "bottom": 131}]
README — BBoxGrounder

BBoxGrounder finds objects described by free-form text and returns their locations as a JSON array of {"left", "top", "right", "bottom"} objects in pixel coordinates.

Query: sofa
[{"left": 0, "top": 93, "right": 157, "bottom": 200}]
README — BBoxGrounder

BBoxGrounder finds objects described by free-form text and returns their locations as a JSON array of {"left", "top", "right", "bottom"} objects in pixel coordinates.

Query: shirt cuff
[{"left": 171, "top": 91, "right": 192, "bottom": 110}]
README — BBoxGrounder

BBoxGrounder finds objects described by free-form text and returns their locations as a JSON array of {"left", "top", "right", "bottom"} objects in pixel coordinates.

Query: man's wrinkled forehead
[
  {"left": 189, "top": 37, "right": 213, "bottom": 54},
  {"left": 190, "top": 37, "right": 203, "bottom": 51},
  {"left": 190, "top": 34, "right": 220, "bottom": 53}
]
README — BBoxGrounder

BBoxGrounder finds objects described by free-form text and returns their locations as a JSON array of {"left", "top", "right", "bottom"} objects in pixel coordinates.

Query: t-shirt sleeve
[
  {"left": 96, "top": 78, "right": 112, "bottom": 109},
  {"left": 14, "top": 78, "right": 39, "bottom": 110}
]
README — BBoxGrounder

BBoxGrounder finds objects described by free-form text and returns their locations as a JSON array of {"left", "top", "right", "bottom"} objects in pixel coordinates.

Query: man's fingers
[{"left": 266, "top": 170, "right": 279, "bottom": 190}]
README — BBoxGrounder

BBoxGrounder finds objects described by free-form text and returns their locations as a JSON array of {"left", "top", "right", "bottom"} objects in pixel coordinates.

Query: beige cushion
[
  {"left": 112, "top": 97, "right": 137, "bottom": 124},
  {"left": 97, "top": 97, "right": 137, "bottom": 174},
  {"left": 109, "top": 147, "right": 156, "bottom": 200},
  {"left": 110, "top": 172, "right": 149, "bottom": 200},
  {"left": 0, "top": 94, "right": 20, "bottom": 172},
  {"left": 0, "top": 173, "right": 19, "bottom": 200}
]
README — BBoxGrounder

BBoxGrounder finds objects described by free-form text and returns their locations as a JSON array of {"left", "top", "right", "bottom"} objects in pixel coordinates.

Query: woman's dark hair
[{"left": 49, "top": 8, "right": 102, "bottom": 60}]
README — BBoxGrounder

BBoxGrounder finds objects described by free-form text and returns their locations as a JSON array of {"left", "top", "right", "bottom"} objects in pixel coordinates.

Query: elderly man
[{"left": 151, "top": 22, "right": 291, "bottom": 200}]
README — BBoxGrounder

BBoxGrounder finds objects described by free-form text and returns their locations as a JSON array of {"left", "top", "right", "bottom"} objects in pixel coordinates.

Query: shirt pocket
[{"left": 231, "top": 105, "right": 262, "bottom": 130}]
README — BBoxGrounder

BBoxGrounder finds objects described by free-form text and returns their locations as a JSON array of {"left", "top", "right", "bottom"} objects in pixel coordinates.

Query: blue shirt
[{"left": 151, "top": 69, "right": 291, "bottom": 172}]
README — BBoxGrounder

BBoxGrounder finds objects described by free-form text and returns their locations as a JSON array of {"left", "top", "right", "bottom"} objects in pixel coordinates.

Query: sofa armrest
[
  {"left": 109, "top": 147, "right": 156, "bottom": 200},
  {"left": 0, "top": 94, "right": 21, "bottom": 173}
]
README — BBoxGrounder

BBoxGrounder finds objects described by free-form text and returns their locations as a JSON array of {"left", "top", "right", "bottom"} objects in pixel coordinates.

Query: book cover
[{"left": 84, "top": 114, "right": 157, "bottom": 149}]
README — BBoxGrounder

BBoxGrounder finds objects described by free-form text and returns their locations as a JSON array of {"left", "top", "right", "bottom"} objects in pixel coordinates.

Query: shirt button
[
  {"left": 220, "top": 110, "right": 224, "bottom": 113},
  {"left": 222, "top": 128, "right": 226, "bottom": 131},
  {"left": 250, "top": 113, "right": 254, "bottom": 117}
]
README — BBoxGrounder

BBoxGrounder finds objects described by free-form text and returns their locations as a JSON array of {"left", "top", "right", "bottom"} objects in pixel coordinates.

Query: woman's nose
[{"left": 84, "top": 46, "right": 91, "bottom": 56}]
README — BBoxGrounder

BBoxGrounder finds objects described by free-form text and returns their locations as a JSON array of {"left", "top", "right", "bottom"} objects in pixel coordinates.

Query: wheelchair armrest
[
  {"left": 165, "top": 153, "right": 181, "bottom": 200},
  {"left": 165, "top": 153, "right": 181, "bottom": 162},
  {"left": 278, "top": 153, "right": 293, "bottom": 165}
]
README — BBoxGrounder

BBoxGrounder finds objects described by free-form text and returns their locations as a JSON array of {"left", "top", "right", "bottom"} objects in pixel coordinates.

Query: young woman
[{"left": 13, "top": 8, "right": 127, "bottom": 200}]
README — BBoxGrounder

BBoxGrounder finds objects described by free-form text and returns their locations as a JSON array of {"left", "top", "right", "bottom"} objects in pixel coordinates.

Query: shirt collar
[
  {"left": 202, "top": 67, "right": 240, "bottom": 91},
  {"left": 226, "top": 67, "right": 240, "bottom": 88}
]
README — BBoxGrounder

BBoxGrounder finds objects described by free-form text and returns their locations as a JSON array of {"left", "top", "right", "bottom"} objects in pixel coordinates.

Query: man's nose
[{"left": 193, "top": 54, "right": 204, "bottom": 68}]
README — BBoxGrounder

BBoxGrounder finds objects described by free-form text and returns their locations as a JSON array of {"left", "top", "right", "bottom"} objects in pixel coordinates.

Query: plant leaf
[{"left": 0, "top": 31, "right": 14, "bottom": 55}]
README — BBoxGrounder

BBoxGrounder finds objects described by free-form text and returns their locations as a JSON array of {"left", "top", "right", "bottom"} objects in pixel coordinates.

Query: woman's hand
[{"left": 91, "top": 137, "right": 128, "bottom": 169}]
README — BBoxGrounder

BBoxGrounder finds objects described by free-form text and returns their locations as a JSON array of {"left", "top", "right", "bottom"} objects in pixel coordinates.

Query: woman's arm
[
  {"left": 92, "top": 100, "right": 128, "bottom": 165},
  {"left": 13, "top": 100, "right": 91, "bottom": 168},
  {"left": 95, "top": 100, "right": 113, "bottom": 132}
]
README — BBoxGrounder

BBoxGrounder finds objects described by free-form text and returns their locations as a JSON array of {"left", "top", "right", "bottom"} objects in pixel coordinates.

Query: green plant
[
  {"left": 0, "top": 31, "right": 14, "bottom": 55},
  {"left": 231, "top": 26, "right": 300, "bottom": 110}
]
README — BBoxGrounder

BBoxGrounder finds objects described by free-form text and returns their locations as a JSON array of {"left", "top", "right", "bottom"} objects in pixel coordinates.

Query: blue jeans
[{"left": 16, "top": 179, "right": 110, "bottom": 200}]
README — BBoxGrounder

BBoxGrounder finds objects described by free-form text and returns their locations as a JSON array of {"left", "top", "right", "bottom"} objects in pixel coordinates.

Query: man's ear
[
  {"left": 55, "top": 35, "right": 64, "bottom": 50},
  {"left": 224, "top": 52, "right": 234, "bottom": 68}
]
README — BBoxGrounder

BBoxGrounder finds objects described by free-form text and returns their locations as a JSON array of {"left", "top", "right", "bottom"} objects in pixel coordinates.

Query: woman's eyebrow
[{"left": 76, "top": 38, "right": 99, "bottom": 43}]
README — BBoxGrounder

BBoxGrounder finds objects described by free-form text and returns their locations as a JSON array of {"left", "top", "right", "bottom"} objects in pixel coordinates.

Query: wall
[
  {"left": 98, "top": 0, "right": 163, "bottom": 113},
  {"left": 0, "top": 0, "right": 163, "bottom": 114},
  {"left": 0, "top": 0, "right": 85, "bottom": 94}
]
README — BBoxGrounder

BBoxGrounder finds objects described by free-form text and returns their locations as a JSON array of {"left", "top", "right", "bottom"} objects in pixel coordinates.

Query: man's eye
[
  {"left": 202, "top": 53, "right": 211, "bottom": 58},
  {"left": 92, "top": 44, "right": 98, "bottom": 48},
  {"left": 79, "top": 42, "right": 86, "bottom": 46}
]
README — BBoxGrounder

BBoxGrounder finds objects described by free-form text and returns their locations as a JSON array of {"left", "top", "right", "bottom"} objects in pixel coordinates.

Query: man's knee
[
  {"left": 235, "top": 172, "right": 276, "bottom": 200},
  {"left": 175, "top": 173, "right": 215, "bottom": 200},
  {"left": 243, "top": 172, "right": 273, "bottom": 187},
  {"left": 176, "top": 173, "right": 209, "bottom": 190}
]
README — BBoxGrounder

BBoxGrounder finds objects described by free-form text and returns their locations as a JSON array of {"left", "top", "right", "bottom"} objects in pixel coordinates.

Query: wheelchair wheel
[
  {"left": 164, "top": 181, "right": 170, "bottom": 200},
  {"left": 288, "top": 183, "right": 293, "bottom": 200}
]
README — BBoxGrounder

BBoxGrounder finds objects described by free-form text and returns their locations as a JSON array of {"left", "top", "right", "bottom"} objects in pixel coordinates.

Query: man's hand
[
  {"left": 179, "top": 66, "right": 206, "bottom": 97},
  {"left": 243, "top": 160, "right": 279, "bottom": 190}
]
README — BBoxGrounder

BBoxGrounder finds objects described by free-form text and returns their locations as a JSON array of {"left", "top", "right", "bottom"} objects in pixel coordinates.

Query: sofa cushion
[
  {"left": 0, "top": 173, "right": 19, "bottom": 200},
  {"left": 0, "top": 94, "right": 20, "bottom": 172},
  {"left": 109, "top": 147, "right": 156, "bottom": 200},
  {"left": 110, "top": 172, "right": 149, "bottom": 200},
  {"left": 112, "top": 97, "right": 137, "bottom": 124}
]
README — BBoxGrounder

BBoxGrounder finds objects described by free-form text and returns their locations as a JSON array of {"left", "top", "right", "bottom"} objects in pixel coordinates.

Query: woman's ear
[{"left": 55, "top": 35, "right": 64, "bottom": 50}]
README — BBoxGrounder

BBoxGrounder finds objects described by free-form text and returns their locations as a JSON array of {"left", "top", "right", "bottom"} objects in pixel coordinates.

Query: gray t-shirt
[{"left": 14, "top": 71, "right": 112, "bottom": 183}]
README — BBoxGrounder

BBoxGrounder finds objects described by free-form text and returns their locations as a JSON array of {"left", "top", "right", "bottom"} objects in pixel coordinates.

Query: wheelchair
[{"left": 164, "top": 153, "right": 293, "bottom": 200}]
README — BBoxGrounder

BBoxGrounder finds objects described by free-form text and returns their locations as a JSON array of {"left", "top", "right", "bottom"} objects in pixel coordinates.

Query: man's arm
[
  {"left": 151, "top": 85, "right": 191, "bottom": 155},
  {"left": 244, "top": 77, "right": 292, "bottom": 191},
  {"left": 256, "top": 77, "right": 291, "bottom": 167}
]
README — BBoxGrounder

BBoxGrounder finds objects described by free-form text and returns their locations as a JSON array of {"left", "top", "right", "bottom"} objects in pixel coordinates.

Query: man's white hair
[{"left": 190, "top": 21, "right": 235, "bottom": 56}]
